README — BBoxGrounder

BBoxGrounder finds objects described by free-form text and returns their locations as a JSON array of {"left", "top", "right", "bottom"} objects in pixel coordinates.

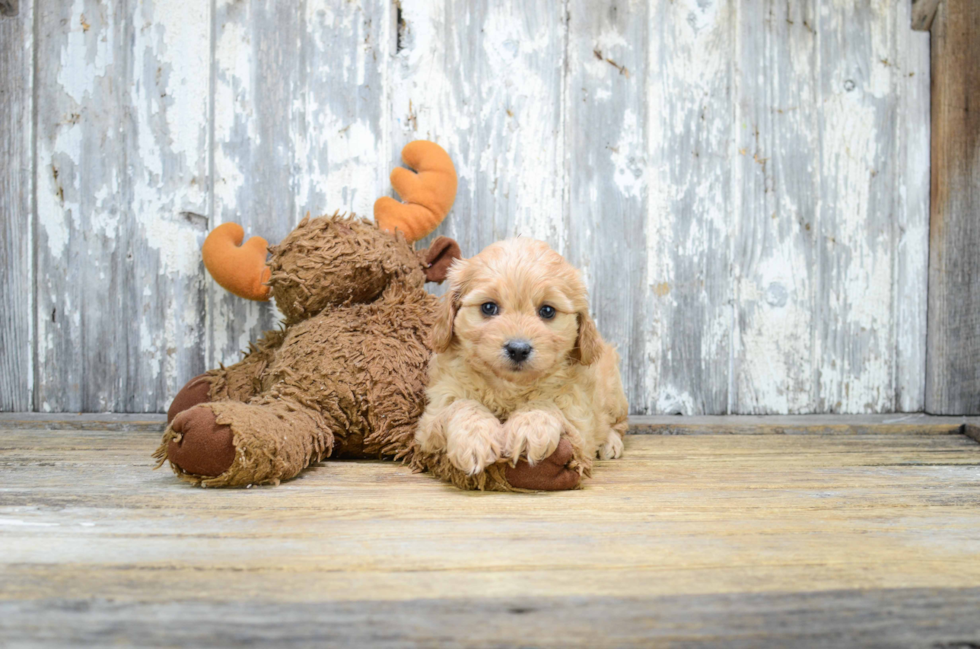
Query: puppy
[{"left": 416, "top": 238, "right": 628, "bottom": 485}]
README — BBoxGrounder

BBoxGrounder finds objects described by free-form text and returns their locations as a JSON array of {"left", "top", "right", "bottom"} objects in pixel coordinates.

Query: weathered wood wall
[
  {"left": 0, "top": 0, "right": 931, "bottom": 414},
  {"left": 0, "top": 0, "right": 33, "bottom": 412},
  {"left": 925, "top": 0, "right": 980, "bottom": 414}
]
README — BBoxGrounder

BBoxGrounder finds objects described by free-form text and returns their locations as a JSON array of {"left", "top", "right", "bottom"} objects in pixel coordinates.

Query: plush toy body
[
  {"left": 157, "top": 215, "right": 463, "bottom": 486},
  {"left": 156, "top": 143, "right": 577, "bottom": 490}
]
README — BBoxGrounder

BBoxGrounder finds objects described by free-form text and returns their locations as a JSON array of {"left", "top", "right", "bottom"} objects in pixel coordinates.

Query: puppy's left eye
[{"left": 538, "top": 305, "right": 556, "bottom": 320}]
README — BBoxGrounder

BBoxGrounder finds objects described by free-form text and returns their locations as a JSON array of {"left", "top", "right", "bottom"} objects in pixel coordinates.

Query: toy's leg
[
  {"left": 166, "top": 330, "right": 286, "bottom": 423},
  {"left": 155, "top": 397, "right": 334, "bottom": 487},
  {"left": 504, "top": 439, "right": 581, "bottom": 491},
  {"left": 163, "top": 404, "right": 236, "bottom": 476},
  {"left": 167, "top": 374, "right": 212, "bottom": 423},
  {"left": 496, "top": 405, "right": 589, "bottom": 491}
]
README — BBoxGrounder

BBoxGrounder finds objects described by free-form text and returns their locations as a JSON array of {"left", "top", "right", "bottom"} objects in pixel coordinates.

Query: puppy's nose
[{"left": 504, "top": 339, "right": 533, "bottom": 363}]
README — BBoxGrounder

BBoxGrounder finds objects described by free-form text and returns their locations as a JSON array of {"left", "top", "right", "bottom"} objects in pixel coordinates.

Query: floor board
[{"left": 1, "top": 417, "right": 979, "bottom": 647}]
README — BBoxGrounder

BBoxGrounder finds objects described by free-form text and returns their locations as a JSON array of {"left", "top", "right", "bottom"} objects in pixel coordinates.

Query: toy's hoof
[
  {"left": 167, "top": 406, "right": 235, "bottom": 477},
  {"left": 167, "top": 374, "right": 212, "bottom": 424},
  {"left": 505, "top": 438, "right": 581, "bottom": 491}
]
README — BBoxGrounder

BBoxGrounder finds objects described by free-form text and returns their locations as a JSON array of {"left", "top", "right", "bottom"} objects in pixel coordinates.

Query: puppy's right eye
[{"left": 480, "top": 302, "right": 499, "bottom": 317}]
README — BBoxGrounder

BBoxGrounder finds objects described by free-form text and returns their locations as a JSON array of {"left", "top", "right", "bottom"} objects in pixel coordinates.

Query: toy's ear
[
  {"left": 422, "top": 236, "right": 461, "bottom": 284},
  {"left": 201, "top": 223, "right": 271, "bottom": 301}
]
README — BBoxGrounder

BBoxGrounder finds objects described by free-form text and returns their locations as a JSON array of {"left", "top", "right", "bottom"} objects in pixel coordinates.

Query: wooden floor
[{"left": 2, "top": 414, "right": 980, "bottom": 647}]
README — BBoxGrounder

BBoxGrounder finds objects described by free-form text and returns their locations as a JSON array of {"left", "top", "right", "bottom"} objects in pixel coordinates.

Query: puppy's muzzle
[{"left": 503, "top": 339, "right": 533, "bottom": 364}]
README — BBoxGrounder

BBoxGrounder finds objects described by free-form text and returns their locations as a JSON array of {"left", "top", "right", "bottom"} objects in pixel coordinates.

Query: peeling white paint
[
  {"left": 16, "top": 0, "right": 931, "bottom": 414},
  {"left": 57, "top": 1, "right": 115, "bottom": 106}
]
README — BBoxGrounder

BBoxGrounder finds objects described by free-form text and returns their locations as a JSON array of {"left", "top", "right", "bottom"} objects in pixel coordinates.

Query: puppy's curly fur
[{"left": 416, "top": 238, "right": 628, "bottom": 485}]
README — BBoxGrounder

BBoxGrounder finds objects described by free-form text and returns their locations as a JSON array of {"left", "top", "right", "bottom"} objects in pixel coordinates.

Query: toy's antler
[
  {"left": 201, "top": 142, "right": 455, "bottom": 301},
  {"left": 375, "top": 141, "right": 457, "bottom": 242},
  {"left": 201, "top": 223, "right": 271, "bottom": 301}
]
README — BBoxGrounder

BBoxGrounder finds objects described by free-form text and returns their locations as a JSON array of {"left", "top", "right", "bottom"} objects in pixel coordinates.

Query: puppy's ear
[
  {"left": 572, "top": 310, "right": 601, "bottom": 365},
  {"left": 430, "top": 259, "right": 466, "bottom": 353},
  {"left": 430, "top": 290, "right": 459, "bottom": 353}
]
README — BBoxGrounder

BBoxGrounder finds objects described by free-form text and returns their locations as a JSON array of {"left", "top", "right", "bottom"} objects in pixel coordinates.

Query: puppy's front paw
[
  {"left": 415, "top": 411, "right": 447, "bottom": 455},
  {"left": 446, "top": 416, "right": 504, "bottom": 476},
  {"left": 598, "top": 431, "right": 624, "bottom": 460},
  {"left": 503, "top": 410, "right": 563, "bottom": 466}
]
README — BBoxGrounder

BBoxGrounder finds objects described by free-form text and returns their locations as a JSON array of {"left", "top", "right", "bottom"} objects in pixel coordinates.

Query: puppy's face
[{"left": 432, "top": 239, "right": 600, "bottom": 384}]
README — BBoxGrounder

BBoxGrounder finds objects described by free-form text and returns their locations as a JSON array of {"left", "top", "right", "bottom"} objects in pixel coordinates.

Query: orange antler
[
  {"left": 201, "top": 223, "right": 271, "bottom": 301},
  {"left": 374, "top": 141, "right": 458, "bottom": 242}
]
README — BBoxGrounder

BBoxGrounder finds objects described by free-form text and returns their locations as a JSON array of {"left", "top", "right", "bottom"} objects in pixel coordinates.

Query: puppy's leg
[
  {"left": 502, "top": 403, "right": 568, "bottom": 466},
  {"left": 598, "top": 416, "right": 628, "bottom": 460},
  {"left": 418, "top": 400, "right": 504, "bottom": 476},
  {"left": 598, "top": 429, "right": 624, "bottom": 460}
]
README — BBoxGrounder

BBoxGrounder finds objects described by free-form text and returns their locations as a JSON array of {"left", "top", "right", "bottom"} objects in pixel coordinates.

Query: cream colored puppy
[{"left": 416, "top": 238, "right": 628, "bottom": 480}]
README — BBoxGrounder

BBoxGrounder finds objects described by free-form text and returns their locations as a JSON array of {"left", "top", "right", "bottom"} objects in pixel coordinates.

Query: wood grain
[
  {"left": 564, "top": 0, "right": 650, "bottom": 415},
  {"left": 1, "top": 1, "right": 936, "bottom": 414},
  {"left": 640, "top": 0, "right": 734, "bottom": 415},
  {"left": 1, "top": 420, "right": 979, "bottom": 645},
  {"left": 209, "top": 0, "right": 390, "bottom": 369},
  {"left": 813, "top": 1, "right": 916, "bottom": 412},
  {"left": 895, "top": 6, "right": 932, "bottom": 412},
  {"left": 0, "top": 0, "right": 33, "bottom": 411},
  {"left": 4, "top": 412, "right": 980, "bottom": 436},
  {"left": 911, "top": 0, "right": 942, "bottom": 31},
  {"left": 733, "top": 2, "right": 931, "bottom": 414},
  {"left": 3, "top": 588, "right": 980, "bottom": 648},
  {"left": 390, "top": 0, "right": 566, "bottom": 276},
  {"left": 731, "top": 0, "right": 819, "bottom": 414},
  {"left": 628, "top": 413, "right": 980, "bottom": 436},
  {"left": 925, "top": 0, "right": 980, "bottom": 415},
  {"left": 33, "top": 0, "right": 210, "bottom": 412}
]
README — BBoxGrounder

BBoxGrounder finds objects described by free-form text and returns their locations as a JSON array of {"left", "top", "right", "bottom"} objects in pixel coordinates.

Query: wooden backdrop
[{"left": 0, "top": 0, "right": 930, "bottom": 415}]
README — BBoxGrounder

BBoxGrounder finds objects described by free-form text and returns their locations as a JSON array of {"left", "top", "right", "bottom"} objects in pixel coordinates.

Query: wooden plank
[
  {"left": 0, "top": 0, "right": 33, "bottom": 411},
  {"left": 208, "top": 0, "right": 390, "bottom": 369},
  {"left": 912, "top": 0, "right": 942, "bottom": 31},
  {"left": 128, "top": 0, "right": 211, "bottom": 411},
  {"left": 9, "top": 0, "right": 936, "bottom": 417},
  {"left": 389, "top": 0, "right": 566, "bottom": 275},
  {"left": 963, "top": 424, "right": 980, "bottom": 446},
  {"left": 1, "top": 425, "right": 979, "bottom": 646},
  {"left": 34, "top": 0, "right": 127, "bottom": 412},
  {"left": 734, "top": 2, "right": 929, "bottom": 415},
  {"left": 2, "top": 588, "right": 980, "bottom": 648},
  {"left": 6, "top": 412, "right": 980, "bottom": 436},
  {"left": 894, "top": 4, "right": 932, "bottom": 412},
  {"left": 640, "top": 0, "right": 734, "bottom": 414},
  {"left": 564, "top": 0, "right": 649, "bottom": 415},
  {"left": 628, "top": 413, "right": 980, "bottom": 436},
  {"left": 33, "top": 0, "right": 210, "bottom": 412},
  {"left": 925, "top": 0, "right": 980, "bottom": 415},
  {"left": 731, "top": 0, "right": 820, "bottom": 414},
  {"left": 0, "top": 412, "right": 166, "bottom": 431},
  {"left": 812, "top": 2, "right": 911, "bottom": 412},
  {"left": 734, "top": 1, "right": 926, "bottom": 415}
]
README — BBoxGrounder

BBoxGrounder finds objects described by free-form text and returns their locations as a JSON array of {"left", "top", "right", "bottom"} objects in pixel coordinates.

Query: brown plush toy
[{"left": 155, "top": 141, "right": 581, "bottom": 491}]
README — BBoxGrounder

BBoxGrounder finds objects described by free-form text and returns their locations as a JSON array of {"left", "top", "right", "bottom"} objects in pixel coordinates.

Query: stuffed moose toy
[{"left": 155, "top": 141, "right": 582, "bottom": 491}]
